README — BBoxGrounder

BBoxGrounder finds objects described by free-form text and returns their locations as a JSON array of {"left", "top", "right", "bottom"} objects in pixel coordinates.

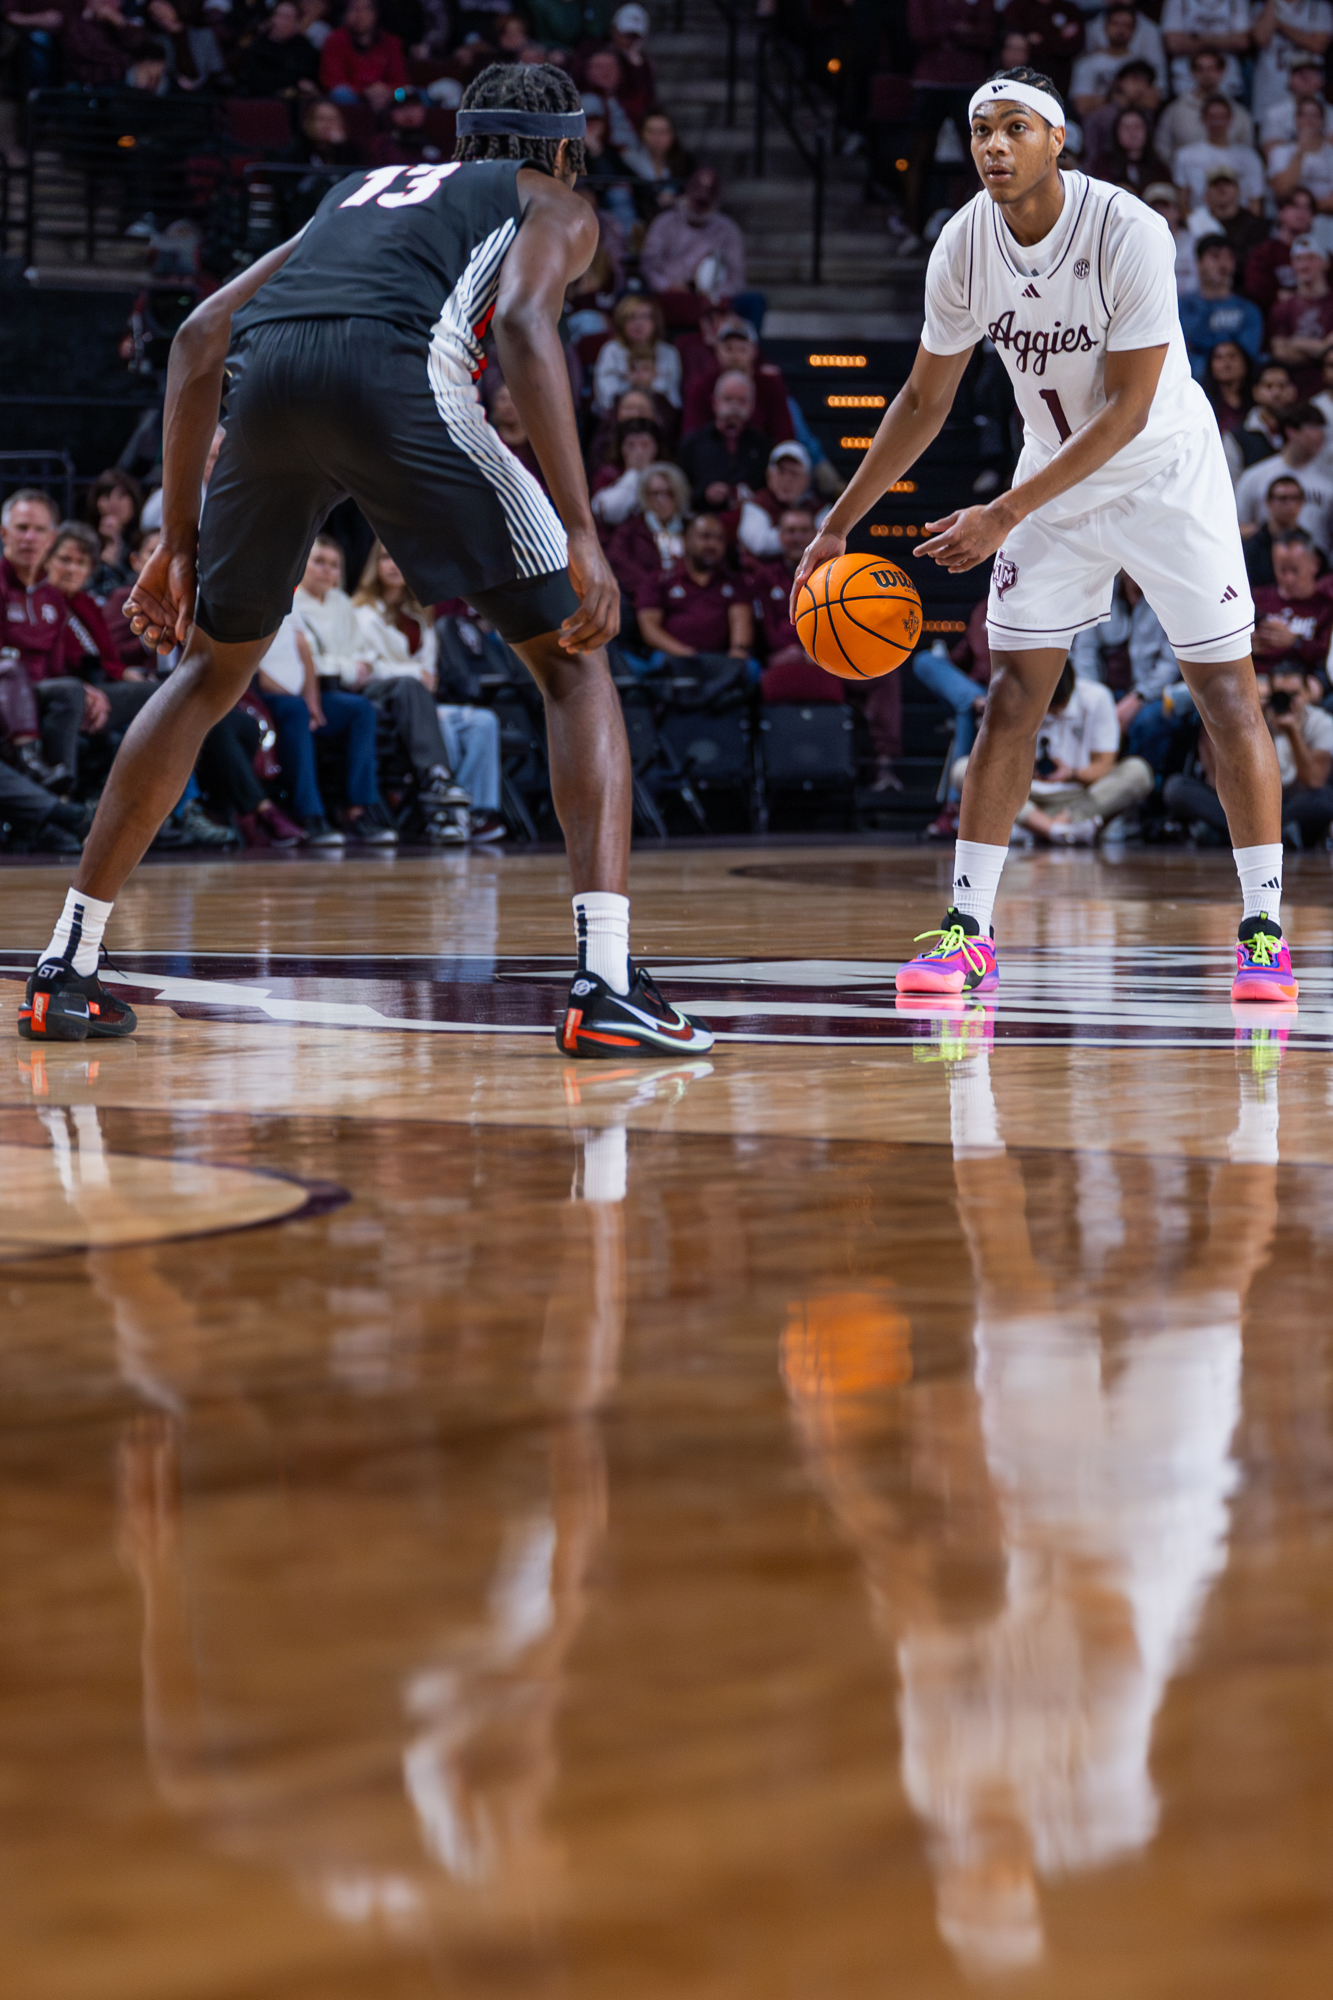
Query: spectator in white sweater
[
  {"left": 591, "top": 294, "right": 683, "bottom": 417},
  {"left": 352, "top": 541, "right": 504, "bottom": 829},
  {"left": 296, "top": 535, "right": 470, "bottom": 843}
]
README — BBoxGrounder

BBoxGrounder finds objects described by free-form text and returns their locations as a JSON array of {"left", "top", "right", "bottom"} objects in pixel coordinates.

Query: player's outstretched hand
[
  {"left": 915, "top": 506, "right": 1007, "bottom": 573},
  {"left": 125, "top": 537, "right": 198, "bottom": 654},
  {"left": 561, "top": 529, "right": 622, "bottom": 654},
  {"left": 790, "top": 529, "right": 847, "bottom": 620}
]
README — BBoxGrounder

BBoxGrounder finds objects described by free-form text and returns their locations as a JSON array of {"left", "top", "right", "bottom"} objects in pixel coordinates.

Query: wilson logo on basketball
[
  {"left": 986, "top": 310, "right": 1096, "bottom": 375},
  {"left": 871, "top": 567, "right": 911, "bottom": 589}
]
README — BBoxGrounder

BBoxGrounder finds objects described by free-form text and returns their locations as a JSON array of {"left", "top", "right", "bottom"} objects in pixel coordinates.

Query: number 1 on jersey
[{"left": 1038, "top": 389, "right": 1072, "bottom": 443}]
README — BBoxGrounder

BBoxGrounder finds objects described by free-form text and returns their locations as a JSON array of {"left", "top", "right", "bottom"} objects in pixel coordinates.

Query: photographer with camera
[{"left": 1166, "top": 660, "right": 1333, "bottom": 846}]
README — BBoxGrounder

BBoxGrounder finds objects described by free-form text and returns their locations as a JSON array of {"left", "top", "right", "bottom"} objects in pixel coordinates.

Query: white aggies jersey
[{"left": 923, "top": 173, "right": 1214, "bottom": 524}]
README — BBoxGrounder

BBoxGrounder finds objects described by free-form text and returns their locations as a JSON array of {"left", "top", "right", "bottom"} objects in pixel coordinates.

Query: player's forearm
[
  {"left": 159, "top": 234, "right": 303, "bottom": 546},
  {"left": 821, "top": 391, "right": 950, "bottom": 538},
  {"left": 493, "top": 307, "right": 595, "bottom": 536},
  {"left": 991, "top": 394, "right": 1152, "bottom": 534},
  {"left": 158, "top": 331, "right": 229, "bottom": 547}
]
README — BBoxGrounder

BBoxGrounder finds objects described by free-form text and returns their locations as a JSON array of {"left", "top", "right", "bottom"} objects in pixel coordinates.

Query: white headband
[{"left": 967, "top": 80, "right": 1066, "bottom": 132}]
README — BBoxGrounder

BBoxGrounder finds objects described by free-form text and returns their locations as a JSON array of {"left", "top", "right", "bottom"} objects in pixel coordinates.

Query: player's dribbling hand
[
  {"left": 125, "top": 537, "right": 198, "bottom": 653},
  {"left": 562, "top": 530, "right": 621, "bottom": 653},
  {"left": 915, "top": 506, "right": 1007, "bottom": 573},
  {"left": 790, "top": 530, "right": 846, "bottom": 619}
]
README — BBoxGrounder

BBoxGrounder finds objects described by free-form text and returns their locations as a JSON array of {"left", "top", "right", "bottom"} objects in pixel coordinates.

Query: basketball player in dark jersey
[{"left": 18, "top": 64, "right": 712, "bottom": 1059}]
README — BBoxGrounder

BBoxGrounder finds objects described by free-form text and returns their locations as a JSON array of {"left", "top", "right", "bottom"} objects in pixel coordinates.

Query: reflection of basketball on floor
[
  {"left": 781, "top": 1289, "right": 913, "bottom": 1416},
  {"left": 794, "top": 556, "right": 922, "bottom": 680}
]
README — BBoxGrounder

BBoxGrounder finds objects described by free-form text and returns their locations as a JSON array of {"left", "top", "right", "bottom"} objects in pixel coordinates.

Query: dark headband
[{"left": 455, "top": 108, "right": 586, "bottom": 137}]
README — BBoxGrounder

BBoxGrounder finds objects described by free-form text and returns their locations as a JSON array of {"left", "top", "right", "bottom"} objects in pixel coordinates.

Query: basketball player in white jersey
[{"left": 795, "top": 66, "right": 1296, "bottom": 1006}]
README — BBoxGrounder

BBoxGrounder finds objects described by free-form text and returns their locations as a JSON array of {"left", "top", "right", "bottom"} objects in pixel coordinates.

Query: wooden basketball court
[{"left": 3, "top": 841, "right": 1332, "bottom": 1998}]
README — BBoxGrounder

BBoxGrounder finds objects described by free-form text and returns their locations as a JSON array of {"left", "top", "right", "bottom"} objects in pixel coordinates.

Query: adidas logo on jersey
[
  {"left": 1021, "top": 282, "right": 1041, "bottom": 299},
  {"left": 1220, "top": 584, "right": 1238, "bottom": 602}
]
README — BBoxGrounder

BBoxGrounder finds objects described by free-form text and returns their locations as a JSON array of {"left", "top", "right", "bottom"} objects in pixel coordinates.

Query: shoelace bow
[
  {"left": 913, "top": 924, "right": 989, "bottom": 977},
  {"left": 1245, "top": 932, "right": 1280, "bottom": 968}
]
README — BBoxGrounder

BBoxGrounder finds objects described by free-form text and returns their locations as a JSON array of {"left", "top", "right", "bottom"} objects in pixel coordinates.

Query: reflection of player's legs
[
  {"left": 897, "top": 646, "right": 1066, "bottom": 996},
  {"left": 20, "top": 628, "right": 272, "bottom": 1042},
  {"left": 509, "top": 631, "right": 630, "bottom": 900}
]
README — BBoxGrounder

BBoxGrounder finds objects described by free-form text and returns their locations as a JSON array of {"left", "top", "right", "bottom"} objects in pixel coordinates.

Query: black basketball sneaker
[
  {"left": 557, "top": 966, "right": 714, "bottom": 1059},
  {"left": 18, "top": 953, "right": 138, "bottom": 1042}
]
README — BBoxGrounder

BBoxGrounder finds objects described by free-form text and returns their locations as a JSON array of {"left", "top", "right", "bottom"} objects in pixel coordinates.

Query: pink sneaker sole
[
  {"left": 895, "top": 963, "right": 998, "bottom": 995},
  {"left": 1231, "top": 972, "right": 1298, "bottom": 1002}
]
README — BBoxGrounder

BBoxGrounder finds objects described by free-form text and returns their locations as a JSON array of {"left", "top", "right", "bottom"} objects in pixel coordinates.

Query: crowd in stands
[
  {"left": 897, "top": 0, "right": 1333, "bottom": 849},
  {"left": 0, "top": 6, "right": 898, "bottom": 852},
  {"left": 10, "top": 2, "right": 1333, "bottom": 852}
]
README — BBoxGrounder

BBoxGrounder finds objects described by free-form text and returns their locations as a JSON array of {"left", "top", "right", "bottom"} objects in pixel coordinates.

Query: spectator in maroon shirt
[
  {"left": 1244, "top": 188, "right": 1316, "bottom": 320},
  {"left": 634, "top": 512, "right": 753, "bottom": 665},
  {"left": 1, "top": 487, "right": 84, "bottom": 786},
  {"left": 46, "top": 524, "right": 122, "bottom": 680},
  {"left": 319, "top": 0, "right": 407, "bottom": 112},
  {"left": 1252, "top": 530, "right": 1333, "bottom": 676},
  {"left": 42, "top": 520, "right": 158, "bottom": 781},
  {"left": 905, "top": 0, "right": 996, "bottom": 232},
  {"left": 606, "top": 461, "right": 689, "bottom": 603},
  {"left": 1268, "top": 237, "right": 1333, "bottom": 399},
  {"left": 680, "top": 315, "right": 794, "bottom": 444},
  {"left": 753, "top": 506, "right": 846, "bottom": 704},
  {"left": 1000, "top": 0, "right": 1084, "bottom": 95}
]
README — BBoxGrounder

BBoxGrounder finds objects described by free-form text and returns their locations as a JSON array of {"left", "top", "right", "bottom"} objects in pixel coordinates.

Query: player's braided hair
[
  {"left": 985, "top": 64, "right": 1066, "bottom": 120},
  {"left": 453, "top": 62, "right": 588, "bottom": 178}
]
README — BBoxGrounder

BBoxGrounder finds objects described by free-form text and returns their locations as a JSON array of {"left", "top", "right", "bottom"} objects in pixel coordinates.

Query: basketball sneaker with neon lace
[
  {"left": 557, "top": 966, "right": 714, "bottom": 1059},
  {"left": 895, "top": 908, "right": 998, "bottom": 995},
  {"left": 18, "top": 952, "right": 138, "bottom": 1042},
  {"left": 1231, "top": 916, "right": 1298, "bottom": 1003}
]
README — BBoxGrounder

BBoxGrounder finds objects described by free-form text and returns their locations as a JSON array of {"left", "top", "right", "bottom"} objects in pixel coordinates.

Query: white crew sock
[
  {"left": 950, "top": 839, "right": 1008, "bottom": 934},
  {"left": 41, "top": 887, "right": 113, "bottom": 977},
  {"left": 573, "top": 891, "right": 631, "bottom": 994},
  {"left": 1234, "top": 843, "right": 1283, "bottom": 928}
]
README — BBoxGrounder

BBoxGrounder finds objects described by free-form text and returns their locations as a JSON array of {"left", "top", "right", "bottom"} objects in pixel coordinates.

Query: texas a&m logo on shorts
[{"left": 992, "top": 553, "right": 1018, "bottom": 599}]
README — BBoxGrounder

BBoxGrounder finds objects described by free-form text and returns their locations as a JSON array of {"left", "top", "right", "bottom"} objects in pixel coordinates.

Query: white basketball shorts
[{"left": 985, "top": 421, "right": 1255, "bottom": 665}]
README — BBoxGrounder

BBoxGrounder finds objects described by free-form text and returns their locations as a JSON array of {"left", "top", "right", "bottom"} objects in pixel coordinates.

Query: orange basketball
[{"left": 793, "top": 554, "right": 922, "bottom": 680}]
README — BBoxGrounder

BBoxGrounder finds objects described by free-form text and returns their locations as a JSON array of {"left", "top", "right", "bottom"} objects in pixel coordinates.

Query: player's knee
[
  {"left": 983, "top": 666, "right": 1049, "bottom": 739},
  {"left": 523, "top": 637, "right": 610, "bottom": 699},
  {"left": 1188, "top": 665, "right": 1259, "bottom": 740}
]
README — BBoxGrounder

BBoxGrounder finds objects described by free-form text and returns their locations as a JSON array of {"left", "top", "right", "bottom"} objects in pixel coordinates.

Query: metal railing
[
  {"left": 753, "top": 26, "right": 831, "bottom": 284},
  {"left": 12, "top": 89, "right": 226, "bottom": 269}
]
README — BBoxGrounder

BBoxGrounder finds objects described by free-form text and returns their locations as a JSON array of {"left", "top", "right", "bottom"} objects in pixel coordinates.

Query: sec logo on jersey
[{"left": 1074, "top": 257, "right": 1090, "bottom": 279}]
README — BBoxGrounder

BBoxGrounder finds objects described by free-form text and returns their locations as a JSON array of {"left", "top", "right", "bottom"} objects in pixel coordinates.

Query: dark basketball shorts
[{"left": 196, "top": 316, "right": 579, "bottom": 647}]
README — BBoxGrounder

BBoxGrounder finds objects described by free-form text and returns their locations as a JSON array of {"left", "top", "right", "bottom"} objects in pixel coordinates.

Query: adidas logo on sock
[
  {"left": 1021, "top": 282, "right": 1041, "bottom": 299},
  {"left": 1220, "top": 584, "right": 1238, "bottom": 602},
  {"left": 1262, "top": 876, "right": 1281, "bottom": 889},
  {"left": 956, "top": 875, "right": 971, "bottom": 888}
]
